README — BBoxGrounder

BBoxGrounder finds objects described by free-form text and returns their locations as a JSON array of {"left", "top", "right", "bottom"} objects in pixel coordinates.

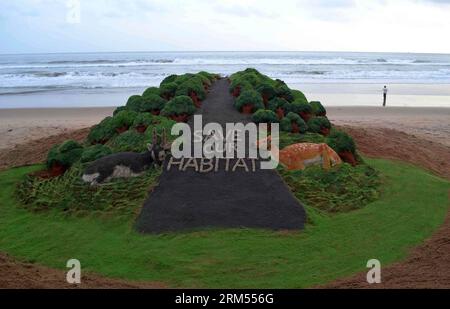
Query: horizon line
[{"left": 1, "top": 50, "right": 450, "bottom": 56}]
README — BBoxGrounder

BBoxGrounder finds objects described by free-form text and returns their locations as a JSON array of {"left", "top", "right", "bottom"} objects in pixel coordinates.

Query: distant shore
[{"left": 1, "top": 106, "right": 449, "bottom": 151}]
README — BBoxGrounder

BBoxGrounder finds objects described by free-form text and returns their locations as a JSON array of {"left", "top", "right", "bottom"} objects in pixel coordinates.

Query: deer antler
[
  {"left": 161, "top": 128, "right": 172, "bottom": 151},
  {"left": 152, "top": 127, "right": 158, "bottom": 145}
]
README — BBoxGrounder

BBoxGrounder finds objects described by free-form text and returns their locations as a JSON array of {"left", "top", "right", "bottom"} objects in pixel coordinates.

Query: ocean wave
[
  {"left": 285, "top": 70, "right": 327, "bottom": 75},
  {"left": 0, "top": 59, "right": 175, "bottom": 69},
  {"left": 2, "top": 57, "right": 449, "bottom": 69},
  {"left": 47, "top": 59, "right": 175, "bottom": 65}
]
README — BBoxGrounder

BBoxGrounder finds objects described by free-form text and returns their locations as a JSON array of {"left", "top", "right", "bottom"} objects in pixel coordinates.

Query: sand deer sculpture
[
  {"left": 257, "top": 136, "right": 342, "bottom": 171},
  {"left": 82, "top": 128, "right": 171, "bottom": 185}
]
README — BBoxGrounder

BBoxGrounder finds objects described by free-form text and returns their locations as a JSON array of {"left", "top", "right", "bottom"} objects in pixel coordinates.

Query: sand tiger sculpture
[
  {"left": 257, "top": 136, "right": 342, "bottom": 171},
  {"left": 82, "top": 128, "right": 171, "bottom": 185}
]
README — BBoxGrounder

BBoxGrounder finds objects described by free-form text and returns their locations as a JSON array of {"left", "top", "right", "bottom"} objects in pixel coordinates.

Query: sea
[{"left": 1, "top": 51, "right": 450, "bottom": 108}]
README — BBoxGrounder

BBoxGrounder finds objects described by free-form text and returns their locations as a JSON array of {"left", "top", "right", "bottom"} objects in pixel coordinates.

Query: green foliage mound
[
  {"left": 132, "top": 113, "right": 155, "bottom": 128},
  {"left": 175, "top": 80, "right": 206, "bottom": 100},
  {"left": 142, "top": 87, "right": 160, "bottom": 98},
  {"left": 289, "top": 100, "right": 313, "bottom": 115},
  {"left": 275, "top": 85, "right": 294, "bottom": 102},
  {"left": 307, "top": 117, "right": 332, "bottom": 134},
  {"left": 159, "top": 82, "right": 178, "bottom": 100},
  {"left": 326, "top": 130, "right": 356, "bottom": 155},
  {"left": 126, "top": 95, "right": 144, "bottom": 112},
  {"left": 310, "top": 101, "right": 327, "bottom": 116},
  {"left": 256, "top": 83, "right": 277, "bottom": 103},
  {"left": 87, "top": 117, "right": 115, "bottom": 144},
  {"left": 113, "top": 106, "right": 127, "bottom": 116},
  {"left": 251, "top": 109, "right": 279, "bottom": 124},
  {"left": 280, "top": 112, "right": 308, "bottom": 133},
  {"left": 80, "top": 145, "right": 112, "bottom": 163},
  {"left": 234, "top": 90, "right": 264, "bottom": 113},
  {"left": 109, "top": 130, "right": 148, "bottom": 153},
  {"left": 198, "top": 71, "right": 217, "bottom": 82},
  {"left": 291, "top": 90, "right": 308, "bottom": 104},
  {"left": 161, "top": 96, "right": 196, "bottom": 117},
  {"left": 111, "top": 110, "right": 138, "bottom": 131},
  {"left": 16, "top": 164, "right": 161, "bottom": 216},
  {"left": 268, "top": 97, "right": 290, "bottom": 113},
  {"left": 140, "top": 94, "right": 166, "bottom": 113},
  {"left": 46, "top": 140, "right": 83, "bottom": 169},
  {"left": 280, "top": 163, "right": 381, "bottom": 213},
  {"left": 160, "top": 74, "right": 178, "bottom": 86}
]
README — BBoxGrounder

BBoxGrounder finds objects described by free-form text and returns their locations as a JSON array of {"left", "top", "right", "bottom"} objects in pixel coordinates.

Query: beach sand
[
  {"left": 0, "top": 107, "right": 114, "bottom": 150},
  {"left": 1, "top": 106, "right": 449, "bottom": 150},
  {"left": 327, "top": 106, "right": 450, "bottom": 147}
]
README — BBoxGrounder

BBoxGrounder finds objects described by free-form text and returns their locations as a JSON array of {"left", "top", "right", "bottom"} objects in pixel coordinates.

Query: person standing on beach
[{"left": 382, "top": 85, "right": 388, "bottom": 107}]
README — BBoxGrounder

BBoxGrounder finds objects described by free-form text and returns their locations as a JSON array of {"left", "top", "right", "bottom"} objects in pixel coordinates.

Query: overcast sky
[{"left": 1, "top": 0, "right": 450, "bottom": 54}]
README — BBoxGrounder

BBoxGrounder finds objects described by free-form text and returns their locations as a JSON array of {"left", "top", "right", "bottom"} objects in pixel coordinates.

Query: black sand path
[{"left": 135, "top": 79, "right": 306, "bottom": 233}]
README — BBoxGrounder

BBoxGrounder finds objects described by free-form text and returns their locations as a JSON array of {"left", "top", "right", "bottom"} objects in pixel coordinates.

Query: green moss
[
  {"left": 280, "top": 112, "right": 308, "bottom": 133},
  {"left": 161, "top": 95, "right": 196, "bottom": 117},
  {"left": 251, "top": 109, "right": 279, "bottom": 124},
  {"left": 234, "top": 90, "right": 264, "bottom": 113},
  {"left": 46, "top": 140, "right": 83, "bottom": 169},
  {"left": 80, "top": 145, "right": 112, "bottom": 163}
]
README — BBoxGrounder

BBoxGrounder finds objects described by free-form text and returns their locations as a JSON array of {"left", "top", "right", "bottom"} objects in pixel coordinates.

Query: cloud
[
  {"left": 0, "top": 0, "right": 450, "bottom": 53},
  {"left": 212, "top": 2, "right": 279, "bottom": 18}
]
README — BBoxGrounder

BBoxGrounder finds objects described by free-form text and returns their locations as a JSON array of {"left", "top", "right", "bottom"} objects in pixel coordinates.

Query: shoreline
[{"left": 1, "top": 83, "right": 450, "bottom": 109}]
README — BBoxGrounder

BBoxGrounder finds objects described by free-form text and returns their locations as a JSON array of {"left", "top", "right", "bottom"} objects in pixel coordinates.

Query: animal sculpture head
[
  {"left": 147, "top": 128, "right": 172, "bottom": 167},
  {"left": 328, "top": 150, "right": 342, "bottom": 167}
]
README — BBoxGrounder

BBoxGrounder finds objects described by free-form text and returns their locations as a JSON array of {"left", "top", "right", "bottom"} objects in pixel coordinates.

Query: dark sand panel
[{"left": 135, "top": 79, "right": 306, "bottom": 233}]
